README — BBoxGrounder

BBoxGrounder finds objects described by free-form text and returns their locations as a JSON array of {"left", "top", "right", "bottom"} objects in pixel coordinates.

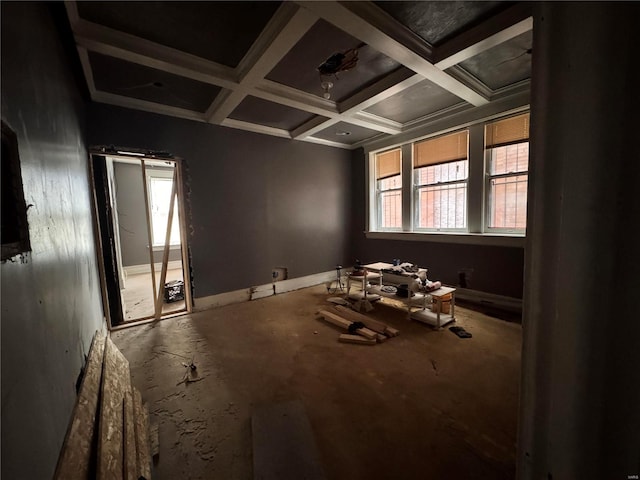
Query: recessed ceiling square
[
  {"left": 89, "top": 52, "right": 221, "bottom": 113},
  {"left": 78, "top": 1, "right": 282, "bottom": 67},
  {"left": 267, "top": 19, "right": 408, "bottom": 102},
  {"left": 364, "top": 79, "right": 465, "bottom": 124},
  {"left": 312, "top": 121, "right": 385, "bottom": 145},
  {"left": 454, "top": 30, "right": 532, "bottom": 90},
  {"left": 229, "top": 96, "right": 319, "bottom": 131},
  {"left": 374, "top": 1, "right": 510, "bottom": 46}
]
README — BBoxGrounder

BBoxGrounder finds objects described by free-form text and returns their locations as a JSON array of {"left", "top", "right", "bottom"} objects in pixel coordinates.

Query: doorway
[{"left": 89, "top": 150, "right": 192, "bottom": 327}]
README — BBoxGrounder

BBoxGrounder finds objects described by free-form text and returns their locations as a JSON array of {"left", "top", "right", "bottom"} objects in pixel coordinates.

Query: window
[
  {"left": 375, "top": 148, "right": 402, "bottom": 229},
  {"left": 147, "top": 172, "right": 180, "bottom": 247},
  {"left": 413, "top": 130, "right": 469, "bottom": 230},
  {"left": 485, "top": 113, "right": 530, "bottom": 232},
  {"left": 2, "top": 120, "right": 31, "bottom": 260},
  {"left": 367, "top": 110, "right": 529, "bottom": 243}
]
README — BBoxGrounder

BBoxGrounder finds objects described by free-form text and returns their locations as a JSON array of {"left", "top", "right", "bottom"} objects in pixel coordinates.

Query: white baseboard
[
  {"left": 193, "top": 270, "right": 337, "bottom": 312},
  {"left": 124, "top": 260, "right": 182, "bottom": 276},
  {"left": 451, "top": 286, "right": 522, "bottom": 313}
]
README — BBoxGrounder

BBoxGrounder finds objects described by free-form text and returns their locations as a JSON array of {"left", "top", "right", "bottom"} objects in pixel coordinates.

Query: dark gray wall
[
  {"left": 350, "top": 148, "right": 525, "bottom": 299},
  {"left": 113, "top": 162, "right": 182, "bottom": 267},
  {"left": 1, "top": 3, "right": 104, "bottom": 479},
  {"left": 88, "top": 104, "right": 353, "bottom": 297}
]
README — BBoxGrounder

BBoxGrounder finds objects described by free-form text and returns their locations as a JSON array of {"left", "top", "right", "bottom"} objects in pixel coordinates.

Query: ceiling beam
[
  {"left": 92, "top": 91, "right": 206, "bottom": 123},
  {"left": 72, "top": 20, "right": 238, "bottom": 90},
  {"left": 207, "top": 4, "right": 318, "bottom": 124},
  {"left": 293, "top": 69, "right": 420, "bottom": 139},
  {"left": 433, "top": 3, "right": 533, "bottom": 69},
  {"left": 220, "top": 118, "right": 291, "bottom": 139},
  {"left": 298, "top": 1, "right": 489, "bottom": 107}
]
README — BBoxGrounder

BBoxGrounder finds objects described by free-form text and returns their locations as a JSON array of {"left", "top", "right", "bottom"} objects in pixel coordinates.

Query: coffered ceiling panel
[
  {"left": 77, "top": 1, "right": 282, "bottom": 67},
  {"left": 364, "top": 79, "right": 465, "bottom": 124},
  {"left": 374, "top": 1, "right": 510, "bottom": 46},
  {"left": 228, "top": 96, "right": 320, "bottom": 131},
  {"left": 455, "top": 30, "right": 532, "bottom": 90},
  {"left": 89, "top": 52, "right": 221, "bottom": 113},
  {"left": 266, "top": 19, "right": 408, "bottom": 102},
  {"left": 312, "top": 121, "right": 385, "bottom": 145},
  {"left": 66, "top": 1, "right": 532, "bottom": 149}
]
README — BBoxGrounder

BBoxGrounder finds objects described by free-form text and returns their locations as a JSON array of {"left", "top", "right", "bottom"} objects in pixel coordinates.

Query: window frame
[
  {"left": 374, "top": 148, "right": 403, "bottom": 231},
  {"left": 145, "top": 169, "right": 181, "bottom": 249},
  {"left": 365, "top": 110, "right": 529, "bottom": 247},
  {"left": 484, "top": 142, "right": 529, "bottom": 234}
]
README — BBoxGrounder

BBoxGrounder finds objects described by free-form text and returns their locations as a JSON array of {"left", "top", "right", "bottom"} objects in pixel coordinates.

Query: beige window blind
[
  {"left": 413, "top": 130, "right": 468, "bottom": 168},
  {"left": 485, "top": 113, "right": 530, "bottom": 148},
  {"left": 375, "top": 149, "right": 401, "bottom": 180}
]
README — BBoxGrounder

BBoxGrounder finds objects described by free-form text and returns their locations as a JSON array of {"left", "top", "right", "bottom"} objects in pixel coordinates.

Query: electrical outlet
[{"left": 272, "top": 267, "right": 288, "bottom": 282}]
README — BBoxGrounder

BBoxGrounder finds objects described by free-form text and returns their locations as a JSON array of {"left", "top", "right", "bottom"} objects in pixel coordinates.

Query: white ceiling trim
[
  {"left": 297, "top": 1, "right": 489, "bottom": 107},
  {"left": 207, "top": 4, "right": 318, "bottom": 124},
  {"left": 292, "top": 70, "right": 420, "bottom": 140},
  {"left": 302, "top": 136, "right": 352, "bottom": 150},
  {"left": 435, "top": 17, "right": 533, "bottom": 70},
  {"left": 72, "top": 20, "right": 238, "bottom": 90},
  {"left": 292, "top": 117, "right": 339, "bottom": 140},
  {"left": 92, "top": 91, "right": 206, "bottom": 123},
  {"left": 432, "top": 3, "right": 532, "bottom": 65},
  {"left": 220, "top": 118, "right": 292, "bottom": 139},
  {"left": 76, "top": 46, "right": 97, "bottom": 97}
]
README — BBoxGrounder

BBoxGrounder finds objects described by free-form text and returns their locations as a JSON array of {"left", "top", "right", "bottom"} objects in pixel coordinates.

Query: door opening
[{"left": 89, "top": 150, "right": 192, "bottom": 327}]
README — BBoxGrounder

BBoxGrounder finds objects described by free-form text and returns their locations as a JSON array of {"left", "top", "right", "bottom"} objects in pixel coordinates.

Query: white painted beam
[
  {"left": 76, "top": 46, "right": 97, "bottom": 96},
  {"left": 435, "top": 17, "right": 533, "bottom": 70},
  {"left": 433, "top": 3, "right": 532, "bottom": 67},
  {"left": 92, "top": 91, "right": 206, "bottom": 123},
  {"left": 73, "top": 20, "right": 238, "bottom": 90},
  {"left": 298, "top": 1, "right": 489, "bottom": 106},
  {"left": 220, "top": 118, "right": 292, "bottom": 139},
  {"left": 207, "top": 4, "right": 317, "bottom": 124}
]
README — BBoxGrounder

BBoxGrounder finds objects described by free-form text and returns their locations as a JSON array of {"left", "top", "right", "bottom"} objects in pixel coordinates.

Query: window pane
[
  {"left": 379, "top": 173, "right": 401, "bottom": 191},
  {"left": 416, "top": 183, "right": 467, "bottom": 229},
  {"left": 489, "top": 174, "right": 528, "bottom": 229},
  {"left": 380, "top": 189, "right": 402, "bottom": 228},
  {"left": 150, "top": 178, "right": 180, "bottom": 245},
  {"left": 416, "top": 160, "right": 468, "bottom": 186},
  {"left": 490, "top": 142, "right": 529, "bottom": 175}
]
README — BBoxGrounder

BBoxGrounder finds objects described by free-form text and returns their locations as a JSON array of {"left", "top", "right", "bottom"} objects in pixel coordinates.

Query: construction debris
[
  {"left": 317, "top": 307, "right": 400, "bottom": 345},
  {"left": 338, "top": 334, "right": 376, "bottom": 345}
]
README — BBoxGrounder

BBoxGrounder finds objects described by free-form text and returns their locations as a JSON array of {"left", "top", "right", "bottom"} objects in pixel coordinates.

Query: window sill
[
  {"left": 365, "top": 231, "right": 525, "bottom": 248},
  {"left": 151, "top": 244, "right": 181, "bottom": 251}
]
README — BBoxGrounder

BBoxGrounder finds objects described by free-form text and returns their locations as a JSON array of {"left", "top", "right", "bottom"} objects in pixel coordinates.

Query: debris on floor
[
  {"left": 317, "top": 304, "right": 399, "bottom": 345},
  {"left": 449, "top": 326, "right": 472, "bottom": 338}
]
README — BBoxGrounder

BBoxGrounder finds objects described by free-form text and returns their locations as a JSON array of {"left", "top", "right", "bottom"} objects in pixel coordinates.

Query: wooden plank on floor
[
  {"left": 53, "top": 330, "right": 107, "bottom": 480},
  {"left": 123, "top": 391, "right": 137, "bottom": 480},
  {"left": 338, "top": 334, "right": 377, "bottom": 345},
  {"left": 97, "top": 337, "right": 132, "bottom": 480},
  {"left": 252, "top": 399, "right": 326, "bottom": 480},
  {"left": 318, "top": 310, "right": 351, "bottom": 329},
  {"left": 133, "top": 388, "right": 152, "bottom": 480},
  {"left": 385, "top": 327, "right": 400, "bottom": 337},
  {"left": 333, "top": 305, "right": 390, "bottom": 334}
]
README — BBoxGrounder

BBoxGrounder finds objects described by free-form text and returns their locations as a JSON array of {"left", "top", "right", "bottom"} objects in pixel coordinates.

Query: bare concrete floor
[{"left": 112, "top": 285, "right": 521, "bottom": 480}]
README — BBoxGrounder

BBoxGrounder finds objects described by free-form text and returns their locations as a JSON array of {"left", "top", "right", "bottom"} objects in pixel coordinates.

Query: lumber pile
[
  {"left": 54, "top": 331, "right": 154, "bottom": 480},
  {"left": 317, "top": 306, "right": 399, "bottom": 346}
]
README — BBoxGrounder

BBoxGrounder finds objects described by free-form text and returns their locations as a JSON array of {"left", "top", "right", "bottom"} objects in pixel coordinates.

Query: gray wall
[
  {"left": 350, "top": 147, "right": 525, "bottom": 299},
  {"left": 1, "top": 3, "right": 104, "bottom": 479},
  {"left": 88, "top": 104, "right": 353, "bottom": 298},
  {"left": 113, "top": 162, "right": 182, "bottom": 267}
]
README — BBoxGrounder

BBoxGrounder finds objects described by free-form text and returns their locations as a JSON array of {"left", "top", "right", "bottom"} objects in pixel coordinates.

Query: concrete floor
[
  {"left": 112, "top": 285, "right": 522, "bottom": 480},
  {"left": 121, "top": 268, "right": 186, "bottom": 321}
]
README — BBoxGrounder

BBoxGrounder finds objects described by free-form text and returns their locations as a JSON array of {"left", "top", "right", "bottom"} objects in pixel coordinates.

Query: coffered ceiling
[{"left": 65, "top": 1, "right": 532, "bottom": 149}]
